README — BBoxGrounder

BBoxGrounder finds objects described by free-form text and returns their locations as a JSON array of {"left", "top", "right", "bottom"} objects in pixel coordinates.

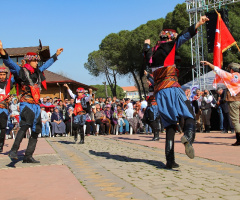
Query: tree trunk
[
  {"left": 140, "top": 76, "right": 146, "bottom": 100},
  {"left": 131, "top": 71, "right": 142, "bottom": 100}
]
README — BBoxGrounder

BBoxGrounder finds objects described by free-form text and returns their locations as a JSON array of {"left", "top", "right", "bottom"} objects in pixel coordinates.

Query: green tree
[
  {"left": 91, "top": 84, "right": 125, "bottom": 99},
  {"left": 84, "top": 50, "right": 118, "bottom": 96}
]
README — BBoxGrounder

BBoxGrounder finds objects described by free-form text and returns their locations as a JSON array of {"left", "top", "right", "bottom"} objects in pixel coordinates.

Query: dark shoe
[
  {"left": 181, "top": 135, "right": 195, "bottom": 159},
  {"left": 232, "top": 141, "right": 240, "bottom": 146},
  {"left": 8, "top": 150, "right": 18, "bottom": 160},
  {"left": 0, "top": 143, "right": 3, "bottom": 153},
  {"left": 79, "top": 139, "right": 84, "bottom": 144},
  {"left": 23, "top": 157, "right": 40, "bottom": 163},
  {"left": 152, "top": 137, "right": 160, "bottom": 141},
  {"left": 231, "top": 130, "right": 235, "bottom": 134},
  {"left": 221, "top": 130, "right": 227, "bottom": 133},
  {"left": 165, "top": 161, "right": 180, "bottom": 169}
]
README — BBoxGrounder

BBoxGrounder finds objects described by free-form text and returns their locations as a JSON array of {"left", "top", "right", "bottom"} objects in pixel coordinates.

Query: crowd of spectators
[
  {"left": 6, "top": 86, "right": 233, "bottom": 139},
  {"left": 37, "top": 95, "right": 152, "bottom": 137},
  {"left": 185, "top": 87, "right": 234, "bottom": 133}
]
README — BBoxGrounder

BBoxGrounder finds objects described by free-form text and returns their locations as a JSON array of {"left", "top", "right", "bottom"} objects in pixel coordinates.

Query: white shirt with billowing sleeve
[
  {"left": 214, "top": 66, "right": 240, "bottom": 96},
  {"left": 67, "top": 88, "right": 92, "bottom": 103}
]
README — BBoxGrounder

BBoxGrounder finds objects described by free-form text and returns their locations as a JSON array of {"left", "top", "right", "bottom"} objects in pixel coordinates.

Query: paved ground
[{"left": 0, "top": 131, "right": 240, "bottom": 200}]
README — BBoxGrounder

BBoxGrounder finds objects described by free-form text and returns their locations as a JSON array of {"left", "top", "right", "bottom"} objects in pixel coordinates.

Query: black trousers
[{"left": 86, "top": 121, "right": 96, "bottom": 135}]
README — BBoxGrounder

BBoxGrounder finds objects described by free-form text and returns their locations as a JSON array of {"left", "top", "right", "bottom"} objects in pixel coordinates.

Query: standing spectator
[
  {"left": 192, "top": 89, "right": 202, "bottom": 132},
  {"left": 41, "top": 97, "right": 48, "bottom": 106},
  {"left": 63, "top": 98, "right": 69, "bottom": 107},
  {"left": 217, "top": 87, "right": 234, "bottom": 133},
  {"left": 67, "top": 98, "right": 75, "bottom": 109},
  {"left": 65, "top": 107, "right": 74, "bottom": 136},
  {"left": 58, "top": 100, "right": 67, "bottom": 120},
  {"left": 41, "top": 106, "right": 50, "bottom": 137},
  {"left": 201, "top": 89, "right": 213, "bottom": 133}
]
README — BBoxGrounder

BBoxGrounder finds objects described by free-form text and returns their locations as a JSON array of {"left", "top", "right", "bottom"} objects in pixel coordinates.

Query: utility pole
[{"left": 102, "top": 82, "right": 108, "bottom": 98}]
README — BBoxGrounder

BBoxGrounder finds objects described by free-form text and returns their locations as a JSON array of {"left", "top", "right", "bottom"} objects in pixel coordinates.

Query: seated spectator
[
  {"left": 117, "top": 106, "right": 129, "bottom": 134},
  {"left": 94, "top": 104, "right": 110, "bottom": 135},
  {"left": 128, "top": 102, "right": 144, "bottom": 134},
  {"left": 51, "top": 107, "right": 66, "bottom": 136},
  {"left": 47, "top": 106, "right": 54, "bottom": 120},
  {"left": 45, "top": 97, "right": 52, "bottom": 106},
  {"left": 41, "top": 106, "right": 50, "bottom": 137}
]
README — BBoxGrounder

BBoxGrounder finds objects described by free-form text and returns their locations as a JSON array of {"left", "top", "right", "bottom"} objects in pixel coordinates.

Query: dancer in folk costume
[
  {"left": 0, "top": 40, "right": 63, "bottom": 163},
  {"left": 64, "top": 84, "right": 92, "bottom": 144},
  {"left": 0, "top": 66, "right": 14, "bottom": 152},
  {"left": 143, "top": 16, "right": 209, "bottom": 169}
]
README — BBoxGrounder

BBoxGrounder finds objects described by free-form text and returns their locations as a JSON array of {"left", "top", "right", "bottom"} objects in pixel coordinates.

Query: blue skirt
[
  {"left": 19, "top": 102, "right": 41, "bottom": 132},
  {"left": 155, "top": 87, "right": 194, "bottom": 128}
]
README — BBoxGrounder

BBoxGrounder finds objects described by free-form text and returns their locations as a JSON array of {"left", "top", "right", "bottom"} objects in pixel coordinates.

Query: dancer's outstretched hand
[
  {"left": 196, "top": 16, "right": 209, "bottom": 29},
  {"left": 56, "top": 48, "right": 64, "bottom": 56},
  {"left": 63, "top": 83, "right": 69, "bottom": 89},
  {"left": 0, "top": 40, "right": 5, "bottom": 55},
  {"left": 201, "top": 61, "right": 214, "bottom": 70},
  {"left": 145, "top": 39, "right": 150, "bottom": 45}
]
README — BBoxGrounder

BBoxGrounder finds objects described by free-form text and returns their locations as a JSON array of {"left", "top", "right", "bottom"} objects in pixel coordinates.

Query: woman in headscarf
[
  {"left": 94, "top": 104, "right": 110, "bottom": 135},
  {"left": 51, "top": 107, "right": 66, "bottom": 136}
]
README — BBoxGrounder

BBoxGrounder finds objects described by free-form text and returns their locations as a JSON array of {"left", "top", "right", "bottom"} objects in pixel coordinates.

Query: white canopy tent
[{"left": 181, "top": 70, "right": 226, "bottom": 91}]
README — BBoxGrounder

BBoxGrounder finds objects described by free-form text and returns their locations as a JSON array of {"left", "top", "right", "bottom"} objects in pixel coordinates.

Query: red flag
[
  {"left": 221, "top": 17, "right": 237, "bottom": 52},
  {"left": 213, "top": 13, "right": 236, "bottom": 87}
]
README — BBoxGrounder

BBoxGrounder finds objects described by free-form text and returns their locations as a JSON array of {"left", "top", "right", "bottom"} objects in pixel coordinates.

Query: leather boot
[
  {"left": 165, "top": 139, "right": 179, "bottom": 169},
  {"left": 0, "top": 129, "right": 5, "bottom": 153},
  {"left": 9, "top": 128, "right": 27, "bottom": 160},
  {"left": 165, "top": 125, "right": 179, "bottom": 169},
  {"left": 181, "top": 123, "right": 195, "bottom": 159},
  {"left": 152, "top": 131, "right": 160, "bottom": 141},
  {"left": 232, "top": 132, "right": 240, "bottom": 146},
  {"left": 23, "top": 133, "right": 40, "bottom": 163},
  {"left": 205, "top": 125, "right": 210, "bottom": 133},
  {"left": 73, "top": 130, "right": 78, "bottom": 143},
  {"left": 79, "top": 132, "right": 84, "bottom": 144}
]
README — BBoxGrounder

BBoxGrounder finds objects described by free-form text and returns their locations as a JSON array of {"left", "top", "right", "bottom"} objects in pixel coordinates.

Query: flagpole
[{"left": 235, "top": 44, "right": 240, "bottom": 53}]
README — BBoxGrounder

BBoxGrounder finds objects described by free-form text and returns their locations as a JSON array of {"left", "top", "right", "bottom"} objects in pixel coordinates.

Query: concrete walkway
[{"left": 0, "top": 131, "right": 240, "bottom": 200}]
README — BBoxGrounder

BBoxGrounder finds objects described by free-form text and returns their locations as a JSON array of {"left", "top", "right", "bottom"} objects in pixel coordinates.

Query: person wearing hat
[
  {"left": 64, "top": 84, "right": 92, "bottom": 144},
  {"left": 0, "top": 40, "right": 63, "bottom": 163},
  {"left": 143, "top": 16, "right": 209, "bottom": 169},
  {"left": 0, "top": 66, "right": 14, "bottom": 152},
  {"left": 201, "top": 61, "right": 240, "bottom": 146}
]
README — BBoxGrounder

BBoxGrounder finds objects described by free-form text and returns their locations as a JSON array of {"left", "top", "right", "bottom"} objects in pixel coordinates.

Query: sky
[{"left": 1, "top": 0, "right": 185, "bottom": 87}]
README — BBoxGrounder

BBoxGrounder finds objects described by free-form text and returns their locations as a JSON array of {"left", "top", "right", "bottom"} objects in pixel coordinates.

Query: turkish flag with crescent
[{"left": 213, "top": 13, "right": 236, "bottom": 87}]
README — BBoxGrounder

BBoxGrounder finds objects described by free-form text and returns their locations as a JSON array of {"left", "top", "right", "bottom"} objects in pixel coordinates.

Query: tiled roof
[
  {"left": 5, "top": 46, "right": 49, "bottom": 57},
  {"left": 44, "top": 70, "right": 98, "bottom": 90},
  {"left": 121, "top": 86, "right": 138, "bottom": 92}
]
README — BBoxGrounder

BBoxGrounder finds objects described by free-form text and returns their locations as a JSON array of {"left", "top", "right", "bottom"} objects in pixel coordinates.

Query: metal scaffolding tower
[{"left": 185, "top": 0, "right": 240, "bottom": 90}]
